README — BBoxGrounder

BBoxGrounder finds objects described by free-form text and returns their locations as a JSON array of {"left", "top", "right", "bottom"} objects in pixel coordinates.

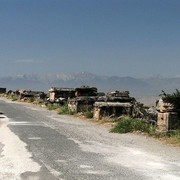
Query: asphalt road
[{"left": 0, "top": 98, "right": 180, "bottom": 180}]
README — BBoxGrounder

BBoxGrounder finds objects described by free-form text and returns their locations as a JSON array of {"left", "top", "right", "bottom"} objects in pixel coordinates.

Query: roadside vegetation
[
  {"left": 58, "top": 103, "right": 74, "bottom": 115},
  {"left": 27, "top": 97, "right": 34, "bottom": 103},
  {"left": 160, "top": 89, "right": 180, "bottom": 110},
  {"left": 33, "top": 99, "right": 44, "bottom": 105},
  {"left": 47, "top": 103, "right": 71, "bottom": 115},
  {"left": 47, "top": 104, "right": 60, "bottom": 111},
  {"left": 84, "top": 109, "right": 93, "bottom": 119},
  {"left": 110, "top": 117, "right": 156, "bottom": 134},
  {"left": 11, "top": 97, "right": 18, "bottom": 101},
  {"left": 153, "top": 130, "right": 180, "bottom": 146},
  {"left": 158, "top": 89, "right": 180, "bottom": 145},
  {"left": 111, "top": 117, "right": 180, "bottom": 146}
]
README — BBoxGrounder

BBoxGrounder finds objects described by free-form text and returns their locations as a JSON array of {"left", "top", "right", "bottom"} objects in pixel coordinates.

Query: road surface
[{"left": 0, "top": 98, "right": 180, "bottom": 180}]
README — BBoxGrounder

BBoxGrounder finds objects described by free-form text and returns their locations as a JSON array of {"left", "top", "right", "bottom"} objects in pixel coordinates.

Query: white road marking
[
  {"left": 8, "top": 121, "right": 44, "bottom": 126},
  {"left": 80, "top": 165, "right": 93, "bottom": 169},
  {"left": 82, "top": 170, "right": 109, "bottom": 175}
]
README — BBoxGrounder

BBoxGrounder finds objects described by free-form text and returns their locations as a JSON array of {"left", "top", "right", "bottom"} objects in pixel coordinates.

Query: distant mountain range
[{"left": 1, "top": 72, "right": 180, "bottom": 105}]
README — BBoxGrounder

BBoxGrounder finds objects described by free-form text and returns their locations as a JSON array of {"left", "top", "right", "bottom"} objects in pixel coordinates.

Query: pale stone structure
[
  {"left": 156, "top": 98, "right": 179, "bottom": 132},
  {"left": 157, "top": 112, "right": 178, "bottom": 132}
]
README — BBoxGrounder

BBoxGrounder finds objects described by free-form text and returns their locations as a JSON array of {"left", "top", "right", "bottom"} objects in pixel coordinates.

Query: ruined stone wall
[
  {"left": 157, "top": 112, "right": 179, "bottom": 132},
  {"left": 156, "top": 98, "right": 180, "bottom": 132}
]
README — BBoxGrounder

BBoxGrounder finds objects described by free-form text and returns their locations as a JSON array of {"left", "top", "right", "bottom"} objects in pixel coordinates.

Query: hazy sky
[{"left": 0, "top": 0, "right": 180, "bottom": 77}]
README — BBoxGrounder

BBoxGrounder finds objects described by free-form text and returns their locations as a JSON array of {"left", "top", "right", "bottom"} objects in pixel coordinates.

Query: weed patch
[
  {"left": 153, "top": 130, "right": 180, "bottom": 146},
  {"left": 58, "top": 104, "right": 73, "bottom": 115},
  {"left": 12, "top": 97, "right": 18, "bottom": 101},
  {"left": 110, "top": 117, "right": 156, "bottom": 134},
  {"left": 84, "top": 110, "right": 93, "bottom": 119},
  {"left": 47, "top": 104, "right": 60, "bottom": 111},
  {"left": 111, "top": 117, "right": 180, "bottom": 146}
]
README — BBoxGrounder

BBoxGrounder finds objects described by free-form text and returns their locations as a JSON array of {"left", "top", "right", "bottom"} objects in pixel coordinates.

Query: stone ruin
[
  {"left": 5, "top": 86, "right": 160, "bottom": 128},
  {"left": 94, "top": 90, "right": 158, "bottom": 122},
  {"left": 7, "top": 89, "right": 46, "bottom": 102},
  {"left": 68, "top": 86, "right": 98, "bottom": 113},
  {"left": 47, "top": 87, "right": 75, "bottom": 105},
  {"left": 94, "top": 91, "right": 134, "bottom": 120},
  {"left": 156, "top": 98, "right": 180, "bottom": 132},
  {"left": 7, "top": 87, "right": 156, "bottom": 124},
  {"left": 4, "top": 85, "right": 180, "bottom": 133}
]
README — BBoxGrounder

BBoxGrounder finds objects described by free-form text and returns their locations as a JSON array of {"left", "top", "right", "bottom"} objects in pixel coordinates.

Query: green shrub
[
  {"left": 110, "top": 117, "right": 155, "bottom": 134},
  {"left": 160, "top": 89, "right": 180, "bottom": 109},
  {"left": 168, "top": 130, "right": 180, "bottom": 140},
  {"left": 47, "top": 103, "right": 74, "bottom": 115},
  {"left": 58, "top": 104, "right": 72, "bottom": 115},
  {"left": 28, "top": 97, "right": 34, "bottom": 103},
  {"left": 160, "top": 89, "right": 180, "bottom": 129},
  {"left": 47, "top": 104, "right": 60, "bottom": 110},
  {"left": 153, "top": 130, "right": 180, "bottom": 146},
  {"left": 84, "top": 110, "right": 93, "bottom": 119},
  {"left": 12, "top": 97, "right": 18, "bottom": 101},
  {"left": 69, "top": 110, "right": 75, "bottom": 115},
  {"left": 33, "top": 99, "right": 44, "bottom": 105}
]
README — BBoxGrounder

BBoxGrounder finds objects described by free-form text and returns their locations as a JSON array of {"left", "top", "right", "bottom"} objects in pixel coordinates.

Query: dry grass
[{"left": 153, "top": 130, "right": 180, "bottom": 147}]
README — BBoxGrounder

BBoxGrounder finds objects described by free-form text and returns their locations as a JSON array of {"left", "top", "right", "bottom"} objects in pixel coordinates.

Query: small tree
[{"left": 160, "top": 89, "right": 180, "bottom": 110}]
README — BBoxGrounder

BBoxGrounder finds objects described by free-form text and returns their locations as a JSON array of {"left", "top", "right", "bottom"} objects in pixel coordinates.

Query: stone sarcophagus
[{"left": 156, "top": 98, "right": 180, "bottom": 132}]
